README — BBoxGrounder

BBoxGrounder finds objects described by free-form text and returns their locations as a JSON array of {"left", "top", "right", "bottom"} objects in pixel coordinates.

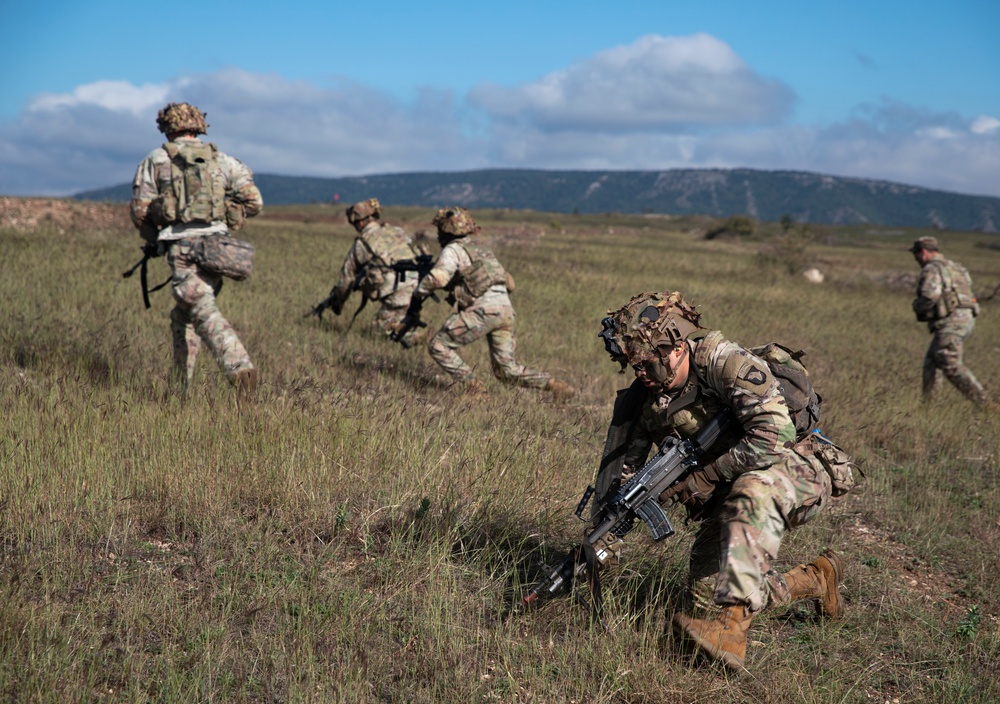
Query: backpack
[
  {"left": 930, "top": 259, "right": 980, "bottom": 318},
  {"left": 357, "top": 224, "right": 418, "bottom": 299},
  {"left": 748, "top": 342, "right": 822, "bottom": 439},
  {"left": 693, "top": 332, "right": 822, "bottom": 440},
  {"left": 161, "top": 141, "right": 226, "bottom": 225}
]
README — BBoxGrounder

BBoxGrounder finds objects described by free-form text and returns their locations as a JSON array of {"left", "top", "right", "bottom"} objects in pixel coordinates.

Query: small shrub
[{"left": 705, "top": 215, "right": 756, "bottom": 240}]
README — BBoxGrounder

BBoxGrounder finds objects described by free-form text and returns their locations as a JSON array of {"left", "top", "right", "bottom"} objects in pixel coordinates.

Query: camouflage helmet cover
[
  {"left": 433, "top": 206, "right": 478, "bottom": 236},
  {"left": 156, "top": 102, "right": 209, "bottom": 135},
  {"left": 909, "top": 236, "right": 939, "bottom": 252},
  {"left": 599, "top": 291, "right": 703, "bottom": 376},
  {"left": 346, "top": 197, "right": 381, "bottom": 223}
]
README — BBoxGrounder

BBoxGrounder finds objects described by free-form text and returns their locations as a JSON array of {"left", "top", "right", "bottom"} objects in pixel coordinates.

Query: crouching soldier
[
  {"left": 596, "top": 291, "right": 856, "bottom": 668},
  {"left": 404, "top": 207, "right": 575, "bottom": 398},
  {"left": 320, "top": 198, "right": 424, "bottom": 346}
]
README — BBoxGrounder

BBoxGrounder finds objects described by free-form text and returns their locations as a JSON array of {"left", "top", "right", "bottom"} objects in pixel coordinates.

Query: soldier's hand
[{"left": 660, "top": 464, "right": 723, "bottom": 512}]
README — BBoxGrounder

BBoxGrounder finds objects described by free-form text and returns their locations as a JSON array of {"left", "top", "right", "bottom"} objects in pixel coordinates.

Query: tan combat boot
[
  {"left": 672, "top": 604, "right": 754, "bottom": 669},
  {"left": 782, "top": 549, "right": 844, "bottom": 619},
  {"left": 545, "top": 378, "right": 577, "bottom": 400},
  {"left": 233, "top": 367, "right": 258, "bottom": 401},
  {"left": 463, "top": 378, "right": 488, "bottom": 396}
]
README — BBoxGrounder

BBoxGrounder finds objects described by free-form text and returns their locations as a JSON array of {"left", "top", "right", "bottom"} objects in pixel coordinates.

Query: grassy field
[{"left": 1, "top": 201, "right": 999, "bottom": 702}]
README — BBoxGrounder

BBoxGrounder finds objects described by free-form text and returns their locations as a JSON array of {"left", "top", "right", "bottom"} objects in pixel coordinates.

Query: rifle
[
  {"left": 390, "top": 295, "right": 429, "bottom": 348},
  {"left": 521, "top": 411, "right": 732, "bottom": 614},
  {"left": 390, "top": 253, "right": 435, "bottom": 285},
  {"left": 388, "top": 254, "right": 439, "bottom": 347},
  {"left": 122, "top": 242, "right": 170, "bottom": 309},
  {"left": 306, "top": 289, "right": 346, "bottom": 322}
]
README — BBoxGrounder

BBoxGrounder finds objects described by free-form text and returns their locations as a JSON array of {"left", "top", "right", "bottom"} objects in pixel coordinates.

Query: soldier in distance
[{"left": 909, "top": 236, "right": 990, "bottom": 407}]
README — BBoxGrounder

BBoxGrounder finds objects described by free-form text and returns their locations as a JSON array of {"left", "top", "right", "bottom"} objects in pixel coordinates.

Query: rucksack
[
  {"left": 356, "top": 224, "right": 418, "bottom": 299},
  {"left": 693, "top": 332, "right": 822, "bottom": 439},
  {"left": 930, "top": 258, "right": 980, "bottom": 318},
  {"left": 161, "top": 141, "right": 226, "bottom": 225},
  {"left": 748, "top": 342, "right": 822, "bottom": 439}
]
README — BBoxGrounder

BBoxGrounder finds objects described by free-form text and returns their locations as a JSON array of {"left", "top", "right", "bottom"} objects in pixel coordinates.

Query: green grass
[{"left": 1, "top": 202, "right": 998, "bottom": 702}]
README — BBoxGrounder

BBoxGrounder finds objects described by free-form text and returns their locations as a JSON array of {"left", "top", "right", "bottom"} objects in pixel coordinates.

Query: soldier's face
[{"left": 633, "top": 344, "right": 689, "bottom": 392}]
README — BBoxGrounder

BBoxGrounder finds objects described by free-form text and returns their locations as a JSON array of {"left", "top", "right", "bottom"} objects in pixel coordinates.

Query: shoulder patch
[{"left": 739, "top": 364, "right": 768, "bottom": 386}]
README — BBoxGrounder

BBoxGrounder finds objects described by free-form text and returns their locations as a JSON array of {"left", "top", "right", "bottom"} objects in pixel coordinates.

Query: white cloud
[
  {"left": 28, "top": 80, "right": 169, "bottom": 116},
  {"left": 971, "top": 115, "right": 1000, "bottom": 135},
  {"left": 469, "top": 34, "right": 794, "bottom": 131},
  {"left": 0, "top": 45, "right": 998, "bottom": 200}
]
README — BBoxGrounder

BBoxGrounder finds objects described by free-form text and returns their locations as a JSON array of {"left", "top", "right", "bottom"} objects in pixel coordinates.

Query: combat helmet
[
  {"left": 156, "top": 102, "right": 209, "bottom": 136},
  {"left": 599, "top": 291, "right": 703, "bottom": 384},
  {"left": 432, "top": 207, "right": 479, "bottom": 237},
  {"left": 346, "top": 197, "right": 381, "bottom": 225}
]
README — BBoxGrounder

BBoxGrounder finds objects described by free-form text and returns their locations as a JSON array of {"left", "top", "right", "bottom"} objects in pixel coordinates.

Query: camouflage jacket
[
  {"left": 416, "top": 240, "right": 507, "bottom": 308},
  {"left": 621, "top": 331, "right": 799, "bottom": 481},
  {"left": 130, "top": 136, "right": 262, "bottom": 241},
  {"left": 333, "top": 221, "right": 417, "bottom": 301},
  {"left": 913, "top": 252, "right": 980, "bottom": 331}
]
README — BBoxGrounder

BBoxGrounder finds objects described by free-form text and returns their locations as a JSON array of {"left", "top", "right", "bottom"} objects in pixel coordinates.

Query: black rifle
[
  {"left": 390, "top": 254, "right": 435, "bottom": 284},
  {"left": 306, "top": 289, "right": 346, "bottom": 322},
  {"left": 122, "top": 242, "right": 170, "bottom": 309},
  {"left": 522, "top": 411, "right": 732, "bottom": 614},
  {"left": 388, "top": 255, "right": 438, "bottom": 347}
]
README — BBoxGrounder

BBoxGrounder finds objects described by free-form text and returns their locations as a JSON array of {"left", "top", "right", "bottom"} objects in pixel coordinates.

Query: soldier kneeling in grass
[{"left": 594, "top": 291, "right": 856, "bottom": 668}]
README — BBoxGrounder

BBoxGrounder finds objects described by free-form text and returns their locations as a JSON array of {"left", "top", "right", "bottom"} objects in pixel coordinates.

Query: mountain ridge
[{"left": 75, "top": 167, "right": 1000, "bottom": 232}]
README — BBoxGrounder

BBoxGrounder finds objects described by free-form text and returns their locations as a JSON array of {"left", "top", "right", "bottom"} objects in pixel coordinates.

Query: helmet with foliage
[
  {"left": 432, "top": 206, "right": 478, "bottom": 237},
  {"left": 599, "top": 291, "right": 704, "bottom": 383},
  {"left": 156, "top": 102, "right": 209, "bottom": 136},
  {"left": 346, "top": 197, "right": 381, "bottom": 224}
]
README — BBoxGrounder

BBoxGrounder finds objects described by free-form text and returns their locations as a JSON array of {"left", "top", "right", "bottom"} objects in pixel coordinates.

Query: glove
[{"left": 659, "top": 463, "right": 725, "bottom": 515}]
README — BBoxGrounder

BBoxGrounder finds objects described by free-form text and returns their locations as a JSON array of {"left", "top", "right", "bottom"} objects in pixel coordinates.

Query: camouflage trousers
[
  {"left": 168, "top": 242, "right": 252, "bottom": 387},
  {"left": 427, "top": 290, "right": 551, "bottom": 388},
  {"left": 923, "top": 312, "right": 987, "bottom": 405},
  {"left": 686, "top": 444, "right": 833, "bottom": 614},
  {"left": 371, "top": 280, "right": 420, "bottom": 347}
]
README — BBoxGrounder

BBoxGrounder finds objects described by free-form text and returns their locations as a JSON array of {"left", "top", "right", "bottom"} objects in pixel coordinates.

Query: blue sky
[{"left": 2, "top": 0, "right": 999, "bottom": 198}]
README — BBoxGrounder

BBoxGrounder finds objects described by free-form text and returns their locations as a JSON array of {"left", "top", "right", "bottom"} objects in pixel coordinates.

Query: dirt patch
[{"left": 0, "top": 197, "right": 130, "bottom": 233}]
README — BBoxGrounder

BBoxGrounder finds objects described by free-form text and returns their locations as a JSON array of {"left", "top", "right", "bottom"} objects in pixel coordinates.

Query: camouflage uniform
[
  {"left": 911, "top": 237, "right": 987, "bottom": 405},
  {"left": 130, "top": 103, "right": 263, "bottom": 389},
  {"left": 616, "top": 330, "right": 832, "bottom": 613},
  {"left": 416, "top": 235, "right": 551, "bottom": 388},
  {"left": 330, "top": 219, "right": 420, "bottom": 344},
  {"left": 597, "top": 291, "right": 851, "bottom": 669}
]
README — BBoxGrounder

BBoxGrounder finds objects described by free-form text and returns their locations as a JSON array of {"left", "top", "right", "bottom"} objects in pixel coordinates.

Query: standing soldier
[
  {"left": 910, "top": 236, "right": 989, "bottom": 406},
  {"left": 130, "top": 102, "right": 263, "bottom": 395},
  {"left": 319, "top": 198, "right": 423, "bottom": 347},
  {"left": 406, "top": 207, "right": 575, "bottom": 398},
  {"left": 595, "top": 291, "right": 855, "bottom": 668}
]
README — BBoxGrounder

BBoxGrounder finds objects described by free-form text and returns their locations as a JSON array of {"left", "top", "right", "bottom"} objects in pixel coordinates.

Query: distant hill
[{"left": 76, "top": 168, "right": 1000, "bottom": 232}]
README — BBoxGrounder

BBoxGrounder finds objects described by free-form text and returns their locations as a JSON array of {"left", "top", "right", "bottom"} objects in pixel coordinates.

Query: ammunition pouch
[
  {"left": 225, "top": 200, "right": 246, "bottom": 231},
  {"left": 799, "top": 432, "right": 856, "bottom": 497},
  {"left": 185, "top": 234, "right": 255, "bottom": 281},
  {"left": 147, "top": 194, "right": 177, "bottom": 229}
]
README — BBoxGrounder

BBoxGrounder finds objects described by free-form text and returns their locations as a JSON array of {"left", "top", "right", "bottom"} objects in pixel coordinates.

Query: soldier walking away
[
  {"left": 910, "top": 236, "right": 989, "bottom": 406},
  {"left": 130, "top": 102, "right": 263, "bottom": 396},
  {"left": 596, "top": 291, "right": 855, "bottom": 668},
  {"left": 320, "top": 198, "right": 424, "bottom": 346},
  {"left": 405, "top": 207, "right": 575, "bottom": 398}
]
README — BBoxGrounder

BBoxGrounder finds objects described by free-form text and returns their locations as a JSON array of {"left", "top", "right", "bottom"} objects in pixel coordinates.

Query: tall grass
[{"left": 1, "top": 204, "right": 998, "bottom": 702}]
